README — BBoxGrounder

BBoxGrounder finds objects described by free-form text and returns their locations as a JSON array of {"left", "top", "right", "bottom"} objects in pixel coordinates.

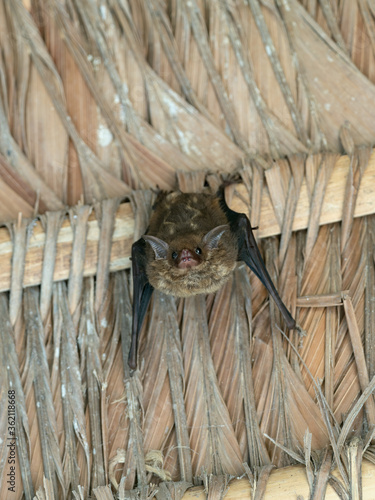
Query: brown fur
[{"left": 143, "top": 191, "right": 238, "bottom": 297}]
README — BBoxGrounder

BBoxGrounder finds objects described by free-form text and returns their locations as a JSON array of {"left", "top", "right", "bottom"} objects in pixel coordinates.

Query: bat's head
[{"left": 143, "top": 224, "right": 238, "bottom": 297}]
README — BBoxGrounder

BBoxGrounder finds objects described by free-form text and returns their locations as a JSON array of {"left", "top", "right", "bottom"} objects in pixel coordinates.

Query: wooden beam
[
  {"left": 0, "top": 204, "right": 134, "bottom": 293},
  {"left": 229, "top": 149, "right": 375, "bottom": 238},
  {"left": 0, "top": 151, "right": 374, "bottom": 292},
  {"left": 180, "top": 460, "right": 375, "bottom": 499}
]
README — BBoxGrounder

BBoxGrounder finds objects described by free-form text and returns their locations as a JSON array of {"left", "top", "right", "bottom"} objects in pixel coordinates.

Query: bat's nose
[
  {"left": 180, "top": 249, "right": 193, "bottom": 261},
  {"left": 177, "top": 249, "right": 199, "bottom": 269}
]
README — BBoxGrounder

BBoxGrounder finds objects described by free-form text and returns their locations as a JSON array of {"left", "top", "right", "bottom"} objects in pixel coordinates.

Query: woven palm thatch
[{"left": 1, "top": 0, "right": 375, "bottom": 498}]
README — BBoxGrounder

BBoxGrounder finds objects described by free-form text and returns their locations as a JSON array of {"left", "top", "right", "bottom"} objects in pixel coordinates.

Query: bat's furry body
[
  {"left": 144, "top": 192, "right": 237, "bottom": 296},
  {"left": 129, "top": 187, "right": 297, "bottom": 370}
]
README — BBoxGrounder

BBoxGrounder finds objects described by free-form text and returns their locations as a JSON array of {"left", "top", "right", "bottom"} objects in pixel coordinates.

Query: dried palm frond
[{"left": 1, "top": 0, "right": 375, "bottom": 498}]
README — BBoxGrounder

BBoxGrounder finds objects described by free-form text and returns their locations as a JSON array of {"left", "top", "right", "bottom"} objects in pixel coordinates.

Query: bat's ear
[
  {"left": 202, "top": 224, "right": 229, "bottom": 250},
  {"left": 143, "top": 235, "right": 169, "bottom": 259}
]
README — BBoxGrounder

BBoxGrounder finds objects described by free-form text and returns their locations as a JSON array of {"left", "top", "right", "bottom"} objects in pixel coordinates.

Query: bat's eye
[
  {"left": 172, "top": 251, "right": 178, "bottom": 260},
  {"left": 195, "top": 247, "right": 202, "bottom": 255}
]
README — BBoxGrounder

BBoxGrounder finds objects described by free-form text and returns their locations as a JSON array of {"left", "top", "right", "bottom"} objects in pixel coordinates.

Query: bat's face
[{"left": 143, "top": 225, "right": 238, "bottom": 297}]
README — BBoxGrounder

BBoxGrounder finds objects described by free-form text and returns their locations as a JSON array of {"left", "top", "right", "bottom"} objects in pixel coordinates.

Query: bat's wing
[
  {"left": 128, "top": 238, "right": 154, "bottom": 369},
  {"left": 218, "top": 187, "right": 296, "bottom": 330}
]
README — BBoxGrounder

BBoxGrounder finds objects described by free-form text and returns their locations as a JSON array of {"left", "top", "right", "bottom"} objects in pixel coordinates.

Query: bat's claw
[{"left": 220, "top": 177, "right": 242, "bottom": 189}]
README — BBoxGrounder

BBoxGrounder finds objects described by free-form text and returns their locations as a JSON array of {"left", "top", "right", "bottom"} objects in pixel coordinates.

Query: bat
[{"left": 128, "top": 186, "right": 296, "bottom": 369}]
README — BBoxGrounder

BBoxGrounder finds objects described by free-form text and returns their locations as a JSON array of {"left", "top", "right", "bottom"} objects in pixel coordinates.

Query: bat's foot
[
  {"left": 296, "top": 324, "right": 306, "bottom": 337},
  {"left": 295, "top": 324, "right": 306, "bottom": 350}
]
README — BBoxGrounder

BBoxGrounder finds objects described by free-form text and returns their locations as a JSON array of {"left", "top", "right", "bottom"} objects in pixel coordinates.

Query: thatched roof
[{"left": 0, "top": 0, "right": 375, "bottom": 498}]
